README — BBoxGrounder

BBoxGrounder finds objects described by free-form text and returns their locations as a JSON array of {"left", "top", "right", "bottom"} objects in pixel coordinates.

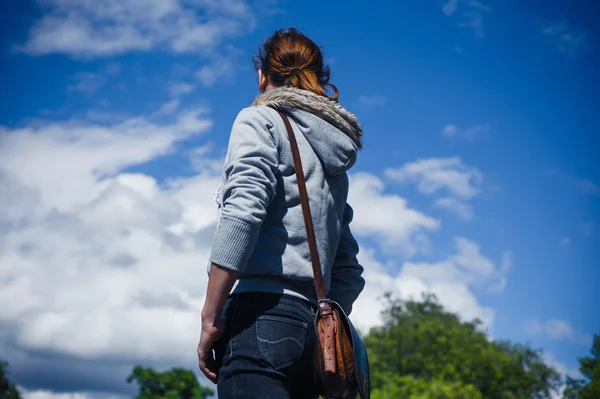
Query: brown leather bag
[{"left": 275, "top": 109, "right": 370, "bottom": 399}]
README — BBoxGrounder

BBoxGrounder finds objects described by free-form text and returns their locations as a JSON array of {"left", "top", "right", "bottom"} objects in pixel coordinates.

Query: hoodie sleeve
[
  {"left": 328, "top": 203, "right": 365, "bottom": 315},
  {"left": 209, "top": 107, "right": 279, "bottom": 273}
]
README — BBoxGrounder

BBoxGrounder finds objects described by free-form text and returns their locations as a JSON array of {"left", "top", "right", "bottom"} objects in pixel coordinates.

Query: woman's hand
[
  {"left": 197, "top": 314, "right": 226, "bottom": 383},
  {"left": 197, "top": 263, "right": 240, "bottom": 384}
]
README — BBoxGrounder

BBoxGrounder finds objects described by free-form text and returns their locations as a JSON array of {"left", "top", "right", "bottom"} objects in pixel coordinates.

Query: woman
[{"left": 197, "top": 27, "right": 365, "bottom": 398}]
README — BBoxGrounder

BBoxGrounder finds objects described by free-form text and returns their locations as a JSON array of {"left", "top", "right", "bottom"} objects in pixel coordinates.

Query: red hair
[{"left": 253, "top": 28, "right": 339, "bottom": 101}]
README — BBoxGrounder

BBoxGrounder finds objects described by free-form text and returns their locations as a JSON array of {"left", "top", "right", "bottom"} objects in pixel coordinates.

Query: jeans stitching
[
  {"left": 257, "top": 336, "right": 305, "bottom": 347},
  {"left": 256, "top": 317, "right": 307, "bottom": 370}
]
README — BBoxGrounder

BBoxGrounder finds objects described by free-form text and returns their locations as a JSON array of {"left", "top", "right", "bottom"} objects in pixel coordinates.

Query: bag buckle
[{"left": 318, "top": 299, "right": 332, "bottom": 310}]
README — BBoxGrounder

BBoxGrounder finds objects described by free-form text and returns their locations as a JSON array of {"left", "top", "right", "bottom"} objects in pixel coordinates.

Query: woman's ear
[{"left": 258, "top": 69, "right": 268, "bottom": 93}]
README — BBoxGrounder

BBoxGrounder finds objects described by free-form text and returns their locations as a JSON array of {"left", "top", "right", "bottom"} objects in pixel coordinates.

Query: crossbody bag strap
[{"left": 275, "top": 109, "right": 327, "bottom": 301}]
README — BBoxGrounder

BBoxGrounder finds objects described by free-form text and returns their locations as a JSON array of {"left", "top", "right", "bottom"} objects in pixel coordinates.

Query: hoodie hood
[{"left": 251, "top": 87, "right": 363, "bottom": 176}]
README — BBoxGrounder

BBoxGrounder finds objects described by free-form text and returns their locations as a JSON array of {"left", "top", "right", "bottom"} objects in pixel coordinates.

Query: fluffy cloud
[
  {"left": 433, "top": 197, "right": 474, "bottom": 220},
  {"left": 0, "top": 108, "right": 211, "bottom": 213},
  {"left": 540, "top": 22, "right": 591, "bottom": 58},
  {"left": 543, "top": 352, "right": 583, "bottom": 399},
  {"left": 386, "top": 157, "right": 482, "bottom": 199},
  {"left": 357, "top": 94, "right": 387, "bottom": 106},
  {"left": 441, "top": 123, "right": 491, "bottom": 140},
  {"left": 348, "top": 173, "right": 440, "bottom": 257},
  {"left": 21, "top": 389, "right": 126, "bottom": 399},
  {"left": 351, "top": 236, "right": 510, "bottom": 334},
  {"left": 385, "top": 157, "right": 483, "bottom": 220},
  {"left": 168, "top": 82, "right": 196, "bottom": 98},
  {"left": 18, "top": 0, "right": 258, "bottom": 58},
  {"left": 344, "top": 173, "right": 506, "bottom": 332},
  {"left": 0, "top": 106, "right": 220, "bottom": 394},
  {"left": 523, "top": 319, "right": 591, "bottom": 345},
  {"left": 523, "top": 319, "right": 573, "bottom": 340},
  {"left": 441, "top": 0, "right": 492, "bottom": 37},
  {"left": 195, "top": 47, "right": 242, "bottom": 87}
]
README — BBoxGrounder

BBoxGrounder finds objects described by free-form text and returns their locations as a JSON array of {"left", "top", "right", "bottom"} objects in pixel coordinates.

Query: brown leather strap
[{"left": 276, "top": 109, "right": 327, "bottom": 301}]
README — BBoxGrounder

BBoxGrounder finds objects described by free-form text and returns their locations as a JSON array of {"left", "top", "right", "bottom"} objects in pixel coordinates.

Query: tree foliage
[
  {"left": 364, "top": 293, "right": 562, "bottom": 399},
  {"left": 0, "top": 360, "right": 21, "bottom": 399},
  {"left": 372, "top": 374, "right": 482, "bottom": 399},
  {"left": 127, "top": 365, "right": 214, "bottom": 399},
  {"left": 563, "top": 334, "right": 600, "bottom": 399}
]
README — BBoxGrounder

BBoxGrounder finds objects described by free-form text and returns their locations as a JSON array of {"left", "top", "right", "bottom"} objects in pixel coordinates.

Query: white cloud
[
  {"left": 351, "top": 236, "right": 509, "bottom": 333},
  {"left": 0, "top": 106, "right": 220, "bottom": 366},
  {"left": 541, "top": 22, "right": 590, "bottom": 57},
  {"left": 195, "top": 47, "right": 241, "bottom": 87},
  {"left": 545, "top": 319, "right": 576, "bottom": 340},
  {"left": 434, "top": 197, "right": 473, "bottom": 220},
  {"left": 386, "top": 157, "right": 483, "bottom": 200},
  {"left": 543, "top": 352, "right": 583, "bottom": 399},
  {"left": 21, "top": 389, "right": 126, "bottom": 399},
  {"left": 523, "top": 318, "right": 591, "bottom": 345},
  {"left": 386, "top": 157, "right": 483, "bottom": 220},
  {"left": 442, "top": 0, "right": 492, "bottom": 37},
  {"left": 168, "top": 82, "right": 196, "bottom": 98},
  {"left": 442, "top": 124, "right": 458, "bottom": 136},
  {"left": 348, "top": 173, "right": 440, "bottom": 257},
  {"left": 358, "top": 94, "right": 387, "bottom": 106},
  {"left": 544, "top": 352, "right": 582, "bottom": 381},
  {"left": 159, "top": 99, "right": 181, "bottom": 114},
  {"left": 442, "top": 0, "right": 459, "bottom": 17},
  {"left": 441, "top": 123, "right": 490, "bottom": 140},
  {"left": 0, "top": 109, "right": 211, "bottom": 214},
  {"left": 18, "top": 0, "right": 258, "bottom": 58}
]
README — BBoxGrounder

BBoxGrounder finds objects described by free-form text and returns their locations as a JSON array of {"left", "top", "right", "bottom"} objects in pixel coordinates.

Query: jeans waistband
[{"left": 229, "top": 291, "right": 317, "bottom": 315}]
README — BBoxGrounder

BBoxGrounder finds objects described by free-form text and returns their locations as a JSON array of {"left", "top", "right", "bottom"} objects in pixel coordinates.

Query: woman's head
[{"left": 253, "top": 28, "right": 339, "bottom": 101}]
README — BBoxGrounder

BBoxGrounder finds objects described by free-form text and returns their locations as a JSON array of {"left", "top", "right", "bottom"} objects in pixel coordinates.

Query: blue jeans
[{"left": 214, "top": 292, "right": 319, "bottom": 398}]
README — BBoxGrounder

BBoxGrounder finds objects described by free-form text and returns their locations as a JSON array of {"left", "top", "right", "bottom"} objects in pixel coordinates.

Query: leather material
[
  {"left": 275, "top": 109, "right": 370, "bottom": 399},
  {"left": 314, "top": 301, "right": 356, "bottom": 398}
]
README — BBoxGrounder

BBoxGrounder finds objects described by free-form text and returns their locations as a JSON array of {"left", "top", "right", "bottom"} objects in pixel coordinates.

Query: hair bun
[{"left": 253, "top": 27, "right": 339, "bottom": 101}]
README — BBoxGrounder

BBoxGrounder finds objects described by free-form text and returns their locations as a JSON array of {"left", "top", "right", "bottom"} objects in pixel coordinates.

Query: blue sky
[{"left": 1, "top": 0, "right": 598, "bottom": 397}]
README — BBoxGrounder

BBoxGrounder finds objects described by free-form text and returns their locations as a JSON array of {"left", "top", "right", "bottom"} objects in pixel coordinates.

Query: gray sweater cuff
[{"left": 210, "top": 216, "right": 259, "bottom": 273}]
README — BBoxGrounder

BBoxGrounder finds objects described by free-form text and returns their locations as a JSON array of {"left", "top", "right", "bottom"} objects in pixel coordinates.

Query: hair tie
[{"left": 289, "top": 67, "right": 302, "bottom": 77}]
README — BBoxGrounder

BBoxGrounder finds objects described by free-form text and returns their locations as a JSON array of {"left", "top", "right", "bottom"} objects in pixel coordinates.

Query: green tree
[
  {"left": 372, "top": 374, "right": 482, "bottom": 399},
  {"left": 127, "top": 365, "right": 214, "bottom": 399},
  {"left": 563, "top": 334, "right": 600, "bottom": 399},
  {"left": 365, "top": 293, "right": 561, "bottom": 399},
  {"left": 0, "top": 360, "right": 21, "bottom": 399}
]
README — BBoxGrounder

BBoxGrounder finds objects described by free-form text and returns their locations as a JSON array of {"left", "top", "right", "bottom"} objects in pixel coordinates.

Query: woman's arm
[
  {"left": 201, "top": 263, "right": 239, "bottom": 322},
  {"left": 197, "top": 263, "right": 239, "bottom": 383},
  {"left": 198, "top": 106, "right": 279, "bottom": 382},
  {"left": 209, "top": 107, "right": 279, "bottom": 274}
]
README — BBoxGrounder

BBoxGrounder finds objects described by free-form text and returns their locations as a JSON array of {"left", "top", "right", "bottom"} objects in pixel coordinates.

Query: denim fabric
[{"left": 214, "top": 292, "right": 319, "bottom": 399}]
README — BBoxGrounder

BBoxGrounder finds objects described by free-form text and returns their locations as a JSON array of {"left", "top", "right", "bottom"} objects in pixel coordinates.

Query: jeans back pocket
[{"left": 256, "top": 315, "right": 308, "bottom": 370}]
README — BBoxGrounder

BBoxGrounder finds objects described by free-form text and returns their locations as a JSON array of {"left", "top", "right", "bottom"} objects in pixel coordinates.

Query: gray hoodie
[{"left": 209, "top": 87, "right": 365, "bottom": 314}]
